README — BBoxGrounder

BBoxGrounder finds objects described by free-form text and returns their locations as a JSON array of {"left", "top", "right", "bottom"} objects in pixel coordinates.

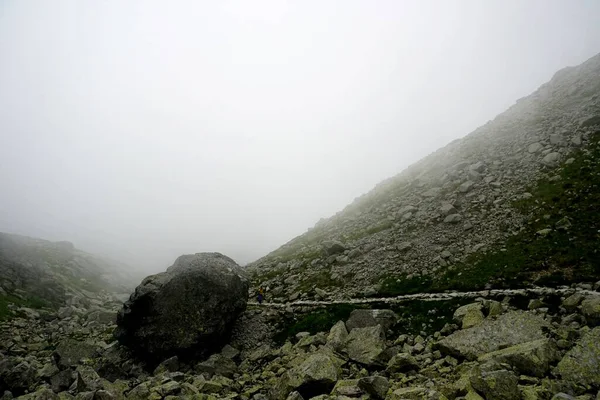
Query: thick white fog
[{"left": 1, "top": 1, "right": 600, "bottom": 272}]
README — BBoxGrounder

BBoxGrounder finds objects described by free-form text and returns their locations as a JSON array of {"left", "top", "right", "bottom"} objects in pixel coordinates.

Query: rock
[
  {"left": 50, "top": 369, "right": 75, "bottom": 393},
  {"left": 386, "top": 353, "right": 419, "bottom": 373},
  {"left": 437, "top": 311, "right": 551, "bottom": 360},
  {"left": 556, "top": 327, "right": 600, "bottom": 392},
  {"left": 53, "top": 339, "right": 98, "bottom": 370},
  {"left": 326, "top": 321, "right": 348, "bottom": 352},
  {"left": 478, "top": 339, "right": 560, "bottom": 377},
  {"left": 439, "top": 203, "right": 457, "bottom": 216},
  {"left": 459, "top": 181, "right": 475, "bottom": 193},
  {"left": 86, "top": 310, "right": 116, "bottom": 325},
  {"left": 75, "top": 366, "right": 103, "bottom": 393},
  {"left": 397, "top": 242, "right": 412, "bottom": 252},
  {"left": 388, "top": 387, "right": 428, "bottom": 399},
  {"left": 579, "top": 114, "right": 600, "bottom": 128},
  {"left": 542, "top": 152, "right": 561, "bottom": 167},
  {"left": 114, "top": 253, "right": 249, "bottom": 364},
  {"left": 195, "top": 354, "right": 238, "bottom": 378},
  {"left": 345, "top": 309, "right": 398, "bottom": 332},
  {"left": 358, "top": 376, "right": 389, "bottom": 400},
  {"left": 444, "top": 214, "right": 463, "bottom": 223},
  {"left": 17, "top": 387, "right": 60, "bottom": 399},
  {"left": 562, "top": 293, "right": 585, "bottom": 311},
  {"left": 331, "top": 380, "right": 362, "bottom": 397},
  {"left": 453, "top": 303, "right": 484, "bottom": 329},
  {"left": 0, "top": 359, "right": 37, "bottom": 396},
  {"left": 528, "top": 299, "right": 545, "bottom": 310},
  {"left": 528, "top": 142, "right": 543, "bottom": 153},
  {"left": 581, "top": 297, "right": 600, "bottom": 325},
  {"left": 470, "top": 367, "right": 520, "bottom": 400},
  {"left": 323, "top": 241, "right": 346, "bottom": 256},
  {"left": 345, "top": 325, "right": 387, "bottom": 367},
  {"left": 220, "top": 345, "right": 240, "bottom": 360},
  {"left": 153, "top": 356, "right": 179, "bottom": 375},
  {"left": 286, "top": 391, "right": 304, "bottom": 400},
  {"left": 273, "top": 353, "right": 341, "bottom": 399}
]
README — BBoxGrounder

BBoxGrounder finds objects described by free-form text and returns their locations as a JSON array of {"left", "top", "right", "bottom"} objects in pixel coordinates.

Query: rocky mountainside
[
  {"left": 0, "top": 232, "right": 139, "bottom": 320},
  {"left": 247, "top": 52, "right": 600, "bottom": 303}
]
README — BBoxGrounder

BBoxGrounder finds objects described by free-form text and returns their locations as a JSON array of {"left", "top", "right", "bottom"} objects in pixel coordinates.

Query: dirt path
[{"left": 249, "top": 286, "right": 599, "bottom": 308}]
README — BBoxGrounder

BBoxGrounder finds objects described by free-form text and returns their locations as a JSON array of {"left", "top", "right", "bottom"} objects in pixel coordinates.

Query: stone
[
  {"left": 220, "top": 345, "right": 240, "bottom": 360},
  {"left": 562, "top": 293, "right": 585, "bottom": 311},
  {"left": 345, "top": 325, "right": 387, "bottom": 366},
  {"left": 462, "top": 309, "right": 485, "bottom": 329},
  {"left": 439, "top": 203, "right": 457, "bottom": 216},
  {"left": 86, "top": 310, "right": 116, "bottom": 324},
  {"left": 50, "top": 369, "right": 75, "bottom": 393},
  {"left": 444, "top": 214, "right": 463, "bottom": 223},
  {"left": 453, "top": 303, "right": 484, "bottom": 329},
  {"left": 478, "top": 339, "right": 560, "bottom": 377},
  {"left": 331, "top": 380, "right": 362, "bottom": 397},
  {"left": 195, "top": 354, "right": 238, "bottom": 378},
  {"left": 437, "top": 311, "right": 551, "bottom": 360},
  {"left": 273, "top": 352, "right": 341, "bottom": 399},
  {"left": 345, "top": 309, "right": 398, "bottom": 332},
  {"left": 388, "top": 387, "right": 428, "bottom": 399},
  {"left": 153, "top": 356, "right": 180, "bottom": 375},
  {"left": 470, "top": 368, "right": 520, "bottom": 400},
  {"left": 386, "top": 353, "right": 419, "bottom": 373},
  {"left": 114, "top": 253, "right": 249, "bottom": 364},
  {"left": 556, "top": 327, "right": 600, "bottom": 392},
  {"left": 326, "top": 321, "right": 348, "bottom": 352},
  {"left": 542, "top": 152, "right": 561, "bottom": 167},
  {"left": 322, "top": 241, "right": 346, "bottom": 256},
  {"left": 528, "top": 142, "right": 543, "bottom": 153},
  {"left": 459, "top": 181, "right": 475, "bottom": 193},
  {"left": 397, "top": 242, "right": 412, "bottom": 252},
  {"left": 75, "top": 366, "right": 103, "bottom": 393},
  {"left": 358, "top": 376, "right": 389, "bottom": 400},
  {"left": 0, "top": 359, "right": 37, "bottom": 396},
  {"left": 53, "top": 339, "right": 98, "bottom": 370},
  {"left": 581, "top": 297, "right": 600, "bottom": 325}
]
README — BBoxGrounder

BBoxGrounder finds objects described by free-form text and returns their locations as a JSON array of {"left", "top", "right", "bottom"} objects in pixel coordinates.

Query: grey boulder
[{"left": 114, "top": 252, "right": 249, "bottom": 364}]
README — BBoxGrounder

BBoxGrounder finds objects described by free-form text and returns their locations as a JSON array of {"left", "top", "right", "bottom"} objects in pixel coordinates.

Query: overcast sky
[{"left": 1, "top": 1, "right": 599, "bottom": 272}]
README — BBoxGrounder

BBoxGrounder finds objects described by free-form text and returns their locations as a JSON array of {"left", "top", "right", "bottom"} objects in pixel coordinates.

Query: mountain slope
[
  {"left": 248, "top": 52, "right": 600, "bottom": 302},
  {"left": 0, "top": 232, "right": 138, "bottom": 319}
]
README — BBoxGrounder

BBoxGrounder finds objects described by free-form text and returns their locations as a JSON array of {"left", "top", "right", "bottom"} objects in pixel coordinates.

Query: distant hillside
[
  {"left": 0, "top": 232, "right": 138, "bottom": 319},
  {"left": 248, "top": 52, "right": 600, "bottom": 302}
]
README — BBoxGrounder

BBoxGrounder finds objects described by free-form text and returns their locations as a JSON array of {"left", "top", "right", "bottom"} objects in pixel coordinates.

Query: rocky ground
[{"left": 1, "top": 283, "right": 600, "bottom": 400}]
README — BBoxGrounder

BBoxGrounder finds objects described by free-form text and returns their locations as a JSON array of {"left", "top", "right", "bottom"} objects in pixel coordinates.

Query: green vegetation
[
  {"left": 273, "top": 304, "right": 361, "bottom": 344},
  {"left": 0, "top": 294, "right": 49, "bottom": 321},
  {"left": 380, "top": 129, "right": 600, "bottom": 295},
  {"left": 388, "top": 298, "right": 472, "bottom": 336},
  {"left": 377, "top": 274, "right": 434, "bottom": 297}
]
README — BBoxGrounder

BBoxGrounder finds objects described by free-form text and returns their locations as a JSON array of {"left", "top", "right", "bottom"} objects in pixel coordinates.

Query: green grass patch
[
  {"left": 273, "top": 304, "right": 362, "bottom": 344},
  {"left": 377, "top": 274, "right": 434, "bottom": 297},
  {"left": 0, "top": 294, "right": 49, "bottom": 321}
]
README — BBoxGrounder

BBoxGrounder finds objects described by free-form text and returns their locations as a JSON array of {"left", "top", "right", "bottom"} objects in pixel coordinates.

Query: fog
[{"left": 1, "top": 1, "right": 599, "bottom": 272}]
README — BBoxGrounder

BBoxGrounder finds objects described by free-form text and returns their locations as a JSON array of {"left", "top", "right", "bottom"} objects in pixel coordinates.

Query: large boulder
[
  {"left": 436, "top": 311, "right": 551, "bottom": 360},
  {"left": 556, "top": 327, "right": 600, "bottom": 393},
  {"left": 114, "top": 253, "right": 249, "bottom": 364},
  {"left": 272, "top": 352, "right": 342, "bottom": 399},
  {"left": 345, "top": 309, "right": 398, "bottom": 332},
  {"left": 478, "top": 339, "right": 560, "bottom": 377},
  {"left": 345, "top": 325, "right": 388, "bottom": 367}
]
